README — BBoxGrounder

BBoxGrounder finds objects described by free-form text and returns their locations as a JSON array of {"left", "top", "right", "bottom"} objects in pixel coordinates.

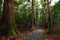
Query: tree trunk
[
  {"left": 0, "top": 0, "right": 19, "bottom": 36},
  {"left": 31, "top": 0, "right": 36, "bottom": 30},
  {"left": 47, "top": 0, "right": 52, "bottom": 33},
  {"left": 41, "top": 0, "right": 52, "bottom": 33}
]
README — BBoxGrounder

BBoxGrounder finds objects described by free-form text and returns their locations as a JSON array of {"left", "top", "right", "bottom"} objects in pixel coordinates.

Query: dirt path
[
  {"left": 47, "top": 34, "right": 60, "bottom": 40},
  {"left": 15, "top": 30, "right": 35, "bottom": 39},
  {"left": 0, "top": 29, "right": 60, "bottom": 40}
]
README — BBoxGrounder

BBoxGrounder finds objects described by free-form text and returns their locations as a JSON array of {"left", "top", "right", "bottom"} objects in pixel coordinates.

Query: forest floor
[
  {"left": 47, "top": 34, "right": 60, "bottom": 40},
  {"left": 16, "top": 30, "right": 35, "bottom": 39},
  {"left": 0, "top": 29, "right": 60, "bottom": 40},
  {"left": 16, "top": 29, "right": 60, "bottom": 40}
]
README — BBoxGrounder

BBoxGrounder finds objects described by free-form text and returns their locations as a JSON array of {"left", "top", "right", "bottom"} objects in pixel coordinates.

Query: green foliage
[
  {"left": 14, "top": 0, "right": 42, "bottom": 29},
  {"left": 15, "top": 2, "right": 32, "bottom": 29},
  {"left": 52, "top": 0, "right": 60, "bottom": 27}
]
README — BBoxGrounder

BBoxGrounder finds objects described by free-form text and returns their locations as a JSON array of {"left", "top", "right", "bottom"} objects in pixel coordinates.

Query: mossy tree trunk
[{"left": 0, "top": 0, "right": 19, "bottom": 36}]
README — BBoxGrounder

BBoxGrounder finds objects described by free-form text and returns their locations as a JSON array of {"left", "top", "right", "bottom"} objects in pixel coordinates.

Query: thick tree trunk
[
  {"left": 0, "top": 0, "right": 10, "bottom": 36},
  {"left": 0, "top": 0, "right": 19, "bottom": 36},
  {"left": 8, "top": 0, "right": 19, "bottom": 36}
]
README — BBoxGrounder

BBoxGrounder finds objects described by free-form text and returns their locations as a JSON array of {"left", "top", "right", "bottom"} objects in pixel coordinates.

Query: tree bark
[
  {"left": 0, "top": 0, "right": 19, "bottom": 36},
  {"left": 31, "top": 0, "right": 36, "bottom": 30},
  {"left": 47, "top": 0, "right": 52, "bottom": 33},
  {"left": 41, "top": 0, "right": 52, "bottom": 33}
]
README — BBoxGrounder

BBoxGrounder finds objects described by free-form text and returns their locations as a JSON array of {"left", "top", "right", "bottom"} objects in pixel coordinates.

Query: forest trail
[
  {"left": 16, "top": 29, "right": 45, "bottom": 40},
  {"left": 20, "top": 29, "right": 45, "bottom": 40},
  {"left": 0, "top": 29, "right": 60, "bottom": 40},
  {"left": 16, "top": 29, "right": 60, "bottom": 40}
]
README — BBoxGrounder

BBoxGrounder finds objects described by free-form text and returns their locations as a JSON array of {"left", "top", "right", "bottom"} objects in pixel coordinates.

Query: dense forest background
[{"left": 0, "top": 0, "right": 60, "bottom": 37}]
